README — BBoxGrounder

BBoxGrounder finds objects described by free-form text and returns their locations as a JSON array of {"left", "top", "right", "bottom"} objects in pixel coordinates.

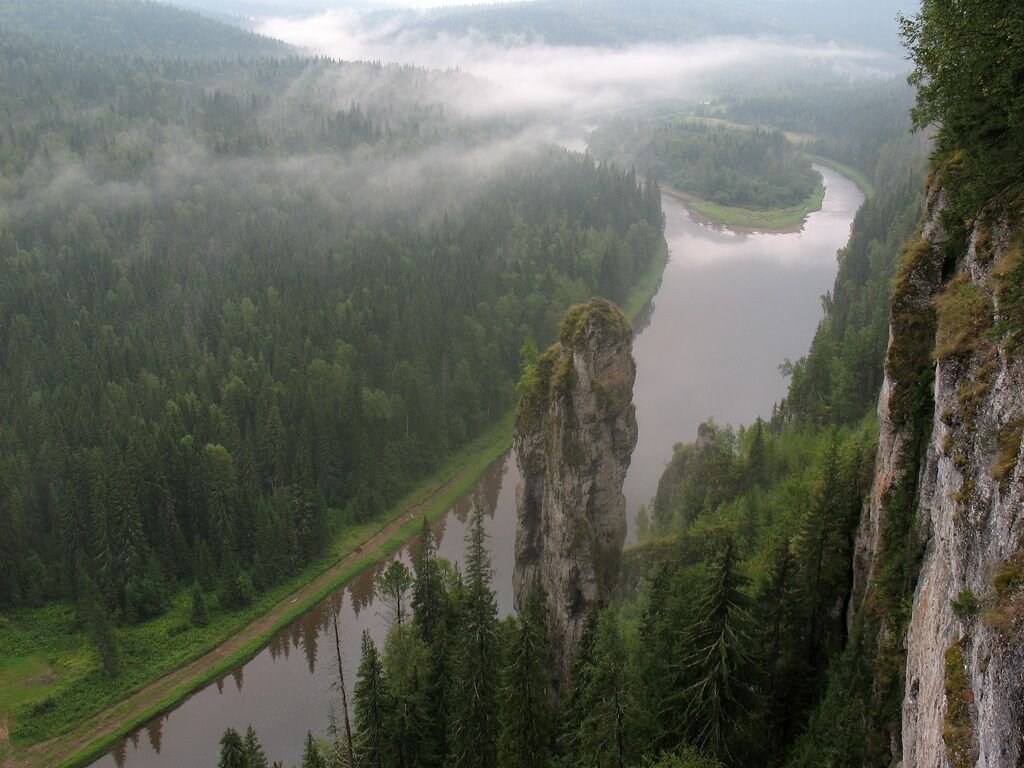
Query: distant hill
[
  {"left": 0, "top": 0, "right": 292, "bottom": 59},
  {"left": 384, "top": 0, "right": 918, "bottom": 52}
]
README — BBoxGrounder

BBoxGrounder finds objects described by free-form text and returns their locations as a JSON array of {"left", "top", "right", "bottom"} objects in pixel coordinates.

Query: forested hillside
[
  {"left": 0, "top": 25, "right": 665, "bottom": 749},
  {"left": 0, "top": 0, "right": 289, "bottom": 59},
  {"left": 385, "top": 0, "right": 914, "bottom": 51}
]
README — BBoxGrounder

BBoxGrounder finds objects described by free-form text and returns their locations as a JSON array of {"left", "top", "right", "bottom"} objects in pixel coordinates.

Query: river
[{"left": 92, "top": 164, "right": 864, "bottom": 768}]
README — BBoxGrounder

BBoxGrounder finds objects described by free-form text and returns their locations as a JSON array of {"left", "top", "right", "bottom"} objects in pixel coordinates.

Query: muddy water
[{"left": 92, "top": 164, "right": 862, "bottom": 768}]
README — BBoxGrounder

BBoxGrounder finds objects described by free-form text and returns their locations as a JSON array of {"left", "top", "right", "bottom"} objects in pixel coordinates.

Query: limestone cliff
[
  {"left": 513, "top": 298, "right": 638, "bottom": 686},
  {"left": 853, "top": 186, "right": 1024, "bottom": 767}
]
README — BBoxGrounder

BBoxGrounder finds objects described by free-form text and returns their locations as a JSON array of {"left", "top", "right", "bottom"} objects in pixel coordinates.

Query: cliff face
[
  {"left": 853, "top": 187, "right": 1024, "bottom": 767},
  {"left": 513, "top": 299, "right": 638, "bottom": 685}
]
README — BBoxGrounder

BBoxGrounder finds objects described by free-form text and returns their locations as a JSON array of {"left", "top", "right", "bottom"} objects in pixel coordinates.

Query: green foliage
[
  {"left": 559, "top": 298, "right": 634, "bottom": 351},
  {"left": 218, "top": 727, "right": 247, "bottom": 768},
  {"left": 376, "top": 560, "right": 413, "bottom": 626},
  {"left": 190, "top": 583, "right": 209, "bottom": 628},
  {"left": 243, "top": 725, "right": 269, "bottom": 768},
  {"left": 886, "top": 237, "right": 941, "bottom": 429},
  {"left": 498, "top": 581, "right": 553, "bottom": 768},
  {"left": 448, "top": 505, "right": 500, "bottom": 768},
  {"left": 559, "top": 609, "right": 639, "bottom": 768},
  {"left": 674, "top": 537, "right": 757, "bottom": 764},
  {"left": 950, "top": 589, "right": 980, "bottom": 621},
  {"left": 640, "top": 748, "right": 724, "bottom": 768},
  {"left": 591, "top": 118, "right": 820, "bottom": 210},
  {"left": 354, "top": 631, "right": 391, "bottom": 768},
  {"left": 0, "top": 0, "right": 290, "bottom": 59},
  {"left": 901, "top": 0, "right": 1024, "bottom": 215}
]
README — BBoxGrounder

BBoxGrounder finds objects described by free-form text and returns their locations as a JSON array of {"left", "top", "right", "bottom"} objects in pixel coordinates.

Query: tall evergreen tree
[
  {"left": 302, "top": 731, "right": 326, "bottom": 768},
  {"left": 411, "top": 519, "right": 444, "bottom": 644},
  {"left": 76, "top": 561, "right": 120, "bottom": 678},
  {"left": 677, "top": 536, "right": 757, "bottom": 764},
  {"left": 498, "top": 579, "right": 554, "bottom": 768},
  {"left": 218, "top": 727, "right": 247, "bottom": 768},
  {"left": 572, "top": 609, "right": 636, "bottom": 768},
  {"left": 447, "top": 504, "right": 500, "bottom": 768},
  {"left": 243, "top": 724, "right": 269, "bottom": 768},
  {"left": 354, "top": 630, "right": 391, "bottom": 768}
]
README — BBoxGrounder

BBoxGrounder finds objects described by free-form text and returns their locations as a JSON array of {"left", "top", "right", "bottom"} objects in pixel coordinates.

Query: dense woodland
[
  {"left": 0, "top": 21, "right": 664, "bottom": 684},
  {"left": 0, "top": 0, "right": 289, "bottom": 59},
  {"left": 588, "top": 119, "right": 821, "bottom": 210},
  {"left": 212, "top": 11, "right": 958, "bottom": 768},
  {"left": 388, "top": 0, "right": 910, "bottom": 51},
  {"left": 225, "top": 68, "right": 932, "bottom": 767}
]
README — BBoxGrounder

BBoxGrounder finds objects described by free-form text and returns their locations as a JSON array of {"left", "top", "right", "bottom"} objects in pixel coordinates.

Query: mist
[{"left": 256, "top": 8, "right": 903, "bottom": 125}]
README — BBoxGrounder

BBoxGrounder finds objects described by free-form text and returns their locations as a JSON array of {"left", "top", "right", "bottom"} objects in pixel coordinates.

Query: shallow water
[{"left": 91, "top": 163, "right": 863, "bottom": 768}]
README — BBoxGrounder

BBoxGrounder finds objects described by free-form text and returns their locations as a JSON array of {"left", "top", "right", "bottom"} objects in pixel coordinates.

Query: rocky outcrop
[
  {"left": 854, "top": 186, "right": 1024, "bottom": 767},
  {"left": 513, "top": 298, "right": 638, "bottom": 687}
]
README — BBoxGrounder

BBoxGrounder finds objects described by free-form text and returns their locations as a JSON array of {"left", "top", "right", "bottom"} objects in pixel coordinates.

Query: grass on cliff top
[{"left": 559, "top": 297, "right": 633, "bottom": 349}]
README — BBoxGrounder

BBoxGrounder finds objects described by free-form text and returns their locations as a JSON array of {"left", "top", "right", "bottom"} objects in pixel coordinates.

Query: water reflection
[
  {"left": 622, "top": 165, "right": 864, "bottom": 537},
  {"left": 90, "top": 455, "right": 519, "bottom": 768},
  {"left": 91, "top": 165, "right": 863, "bottom": 768}
]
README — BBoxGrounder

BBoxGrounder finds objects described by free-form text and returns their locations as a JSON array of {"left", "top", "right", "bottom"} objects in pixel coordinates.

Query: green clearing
[{"left": 665, "top": 180, "right": 826, "bottom": 231}]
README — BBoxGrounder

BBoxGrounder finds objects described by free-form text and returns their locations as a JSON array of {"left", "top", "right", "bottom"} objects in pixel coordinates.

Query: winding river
[{"left": 91, "top": 164, "right": 864, "bottom": 768}]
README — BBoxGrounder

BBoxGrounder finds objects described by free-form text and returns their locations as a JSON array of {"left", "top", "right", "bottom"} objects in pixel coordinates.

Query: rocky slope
[
  {"left": 513, "top": 298, "right": 638, "bottom": 687},
  {"left": 852, "top": 186, "right": 1024, "bottom": 767}
]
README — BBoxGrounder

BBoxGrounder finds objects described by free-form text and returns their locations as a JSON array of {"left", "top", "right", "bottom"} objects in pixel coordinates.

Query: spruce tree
[
  {"left": 498, "top": 580, "right": 553, "bottom": 768},
  {"left": 218, "top": 727, "right": 247, "bottom": 768},
  {"left": 573, "top": 610, "right": 635, "bottom": 768},
  {"left": 755, "top": 538, "right": 806, "bottom": 759},
  {"left": 411, "top": 519, "right": 444, "bottom": 644},
  {"left": 243, "top": 724, "right": 269, "bottom": 768},
  {"left": 447, "top": 504, "right": 499, "bottom": 768},
  {"left": 76, "top": 561, "right": 120, "bottom": 678},
  {"left": 384, "top": 623, "right": 434, "bottom": 768},
  {"left": 302, "top": 731, "right": 326, "bottom": 768},
  {"left": 354, "top": 630, "right": 391, "bottom": 768},
  {"left": 677, "top": 536, "right": 757, "bottom": 763}
]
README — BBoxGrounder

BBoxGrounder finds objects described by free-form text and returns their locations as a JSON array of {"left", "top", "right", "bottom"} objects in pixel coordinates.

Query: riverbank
[
  {"left": 2, "top": 412, "right": 514, "bottom": 768},
  {"left": 802, "top": 154, "right": 875, "bottom": 199},
  {"left": 662, "top": 180, "right": 826, "bottom": 233},
  {"left": 2, "top": 234, "right": 671, "bottom": 768}
]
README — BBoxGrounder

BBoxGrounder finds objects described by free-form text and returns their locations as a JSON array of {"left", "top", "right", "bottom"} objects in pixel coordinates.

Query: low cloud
[{"left": 258, "top": 10, "right": 899, "bottom": 122}]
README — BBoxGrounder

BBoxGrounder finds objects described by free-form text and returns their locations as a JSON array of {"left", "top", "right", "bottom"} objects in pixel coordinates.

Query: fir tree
[
  {"left": 677, "top": 536, "right": 757, "bottom": 764},
  {"left": 573, "top": 609, "right": 635, "bottom": 768},
  {"left": 243, "top": 724, "right": 269, "bottom": 768},
  {"left": 76, "top": 561, "right": 120, "bottom": 678},
  {"left": 447, "top": 504, "right": 499, "bottom": 768},
  {"left": 301, "top": 731, "right": 326, "bottom": 768},
  {"left": 354, "top": 630, "right": 391, "bottom": 768},
  {"left": 218, "top": 727, "right": 247, "bottom": 768},
  {"left": 411, "top": 519, "right": 445, "bottom": 645},
  {"left": 499, "top": 580, "right": 553, "bottom": 768}
]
